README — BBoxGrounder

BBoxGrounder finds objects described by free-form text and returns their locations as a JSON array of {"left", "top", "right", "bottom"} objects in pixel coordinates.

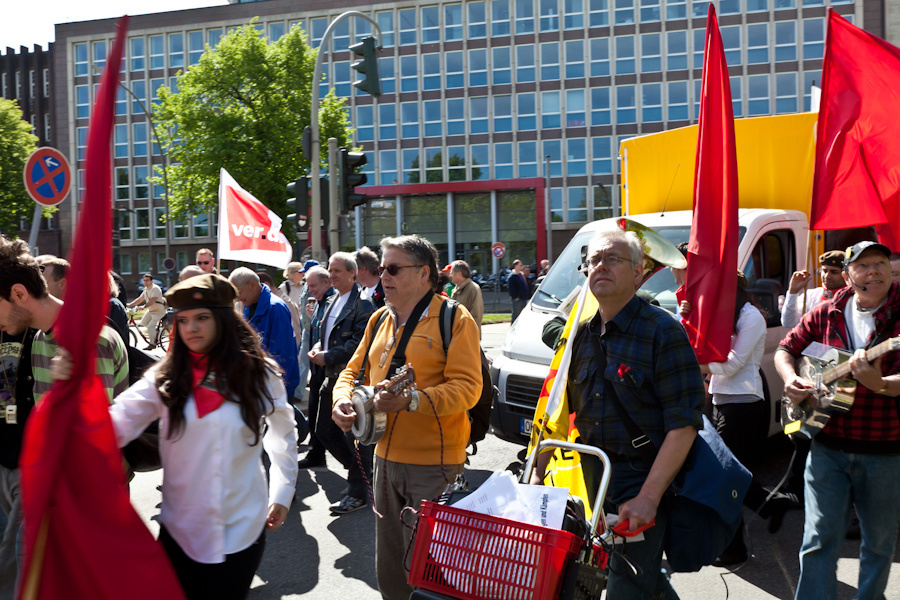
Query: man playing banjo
[
  {"left": 332, "top": 235, "right": 481, "bottom": 600},
  {"left": 775, "top": 241, "right": 900, "bottom": 600}
]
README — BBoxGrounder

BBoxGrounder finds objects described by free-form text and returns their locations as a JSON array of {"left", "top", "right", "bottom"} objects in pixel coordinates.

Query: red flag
[
  {"left": 810, "top": 10, "right": 900, "bottom": 249},
  {"left": 18, "top": 17, "right": 185, "bottom": 600},
  {"left": 681, "top": 5, "right": 739, "bottom": 364}
]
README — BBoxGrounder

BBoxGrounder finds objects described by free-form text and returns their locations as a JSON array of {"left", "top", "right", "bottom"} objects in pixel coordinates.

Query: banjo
[
  {"left": 350, "top": 364, "right": 417, "bottom": 445},
  {"left": 782, "top": 337, "right": 900, "bottom": 439}
]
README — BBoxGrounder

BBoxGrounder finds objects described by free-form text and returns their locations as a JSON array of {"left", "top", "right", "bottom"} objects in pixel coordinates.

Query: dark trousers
[
  {"left": 159, "top": 526, "right": 265, "bottom": 600},
  {"left": 305, "top": 370, "right": 327, "bottom": 461},
  {"left": 315, "top": 376, "right": 374, "bottom": 499}
]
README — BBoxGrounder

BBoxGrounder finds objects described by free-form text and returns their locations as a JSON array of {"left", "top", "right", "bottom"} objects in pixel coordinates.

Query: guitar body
[
  {"left": 782, "top": 348, "right": 856, "bottom": 439},
  {"left": 350, "top": 364, "right": 416, "bottom": 446}
]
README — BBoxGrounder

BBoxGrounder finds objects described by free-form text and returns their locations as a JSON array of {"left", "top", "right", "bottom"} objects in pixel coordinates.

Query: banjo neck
[{"left": 821, "top": 337, "right": 900, "bottom": 386}]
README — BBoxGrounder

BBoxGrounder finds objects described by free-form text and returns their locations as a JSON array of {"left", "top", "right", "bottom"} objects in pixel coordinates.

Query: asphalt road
[{"left": 128, "top": 321, "right": 900, "bottom": 599}]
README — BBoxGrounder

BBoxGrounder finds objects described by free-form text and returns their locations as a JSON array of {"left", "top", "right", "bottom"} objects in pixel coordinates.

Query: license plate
[{"left": 520, "top": 418, "right": 532, "bottom": 435}]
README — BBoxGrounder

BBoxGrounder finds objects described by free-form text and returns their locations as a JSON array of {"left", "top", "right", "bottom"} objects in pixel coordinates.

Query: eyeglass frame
[
  {"left": 377, "top": 264, "right": 421, "bottom": 277},
  {"left": 586, "top": 253, "right": 634, "bottom": 269}
]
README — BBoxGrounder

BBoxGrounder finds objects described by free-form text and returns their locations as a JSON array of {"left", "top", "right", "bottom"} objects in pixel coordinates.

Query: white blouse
[
  {"left": 708, "top": 302, "right": 767, "bottom": 401},
  {"left": 110, "top": 361, "right": 298, "bottom": 564}
]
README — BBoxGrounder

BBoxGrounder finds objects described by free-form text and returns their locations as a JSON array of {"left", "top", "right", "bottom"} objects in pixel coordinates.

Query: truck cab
[{"left": 490, "top": 208, "right": 809, "bottom": 445}]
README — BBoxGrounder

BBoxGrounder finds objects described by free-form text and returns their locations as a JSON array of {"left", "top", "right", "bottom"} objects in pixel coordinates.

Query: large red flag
[
  {"left": 810, "top": 10, "right": 900, "bottom": 249},
  {"left": 680, "top": 5, "right": 739, "bottom": 364},
  {"left": 18, "top": 17, "right": 184, "bottom": 600}
]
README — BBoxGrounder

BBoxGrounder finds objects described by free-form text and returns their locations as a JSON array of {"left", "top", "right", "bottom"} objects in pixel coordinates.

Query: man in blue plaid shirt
[{"left": 533, "top": 229, "right": 704, "bottom": 599}]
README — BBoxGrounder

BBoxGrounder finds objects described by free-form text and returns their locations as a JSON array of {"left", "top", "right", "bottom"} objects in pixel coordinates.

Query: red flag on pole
[
  {"left": 680, "top": 5, "right": 739, "bottom": 364},
  {"left": 18, "top": 16, "right": 184, "bottom": 600},
  {"left": 810, "top": 10, "right": 900, "bottom": 249}
]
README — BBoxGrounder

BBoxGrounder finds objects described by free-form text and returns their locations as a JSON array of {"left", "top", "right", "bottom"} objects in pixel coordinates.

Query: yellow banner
[{"left": 620, "top": 112, "right": 818, "bottom": 216}]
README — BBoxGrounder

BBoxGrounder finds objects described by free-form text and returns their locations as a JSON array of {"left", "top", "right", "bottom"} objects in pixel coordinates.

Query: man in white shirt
[
  {"left": 355, "top": 246, "right": 385, "bottom": 308},
  {"left": 781, "top": 250, "right": 847, "bottom": 328},
  {"left": 127, "top": 274, "right": 166, "bottom": 350}
]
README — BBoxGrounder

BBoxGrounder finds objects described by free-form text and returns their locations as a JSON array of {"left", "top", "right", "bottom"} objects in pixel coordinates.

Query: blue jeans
[{"left": 795, "top": 441, "right": 900, "bottom": 600}]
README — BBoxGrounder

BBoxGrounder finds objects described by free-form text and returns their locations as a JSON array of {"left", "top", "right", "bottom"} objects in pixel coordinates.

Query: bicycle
[{"left": 126, "top": 307, "right": 172, "bottom": 351}]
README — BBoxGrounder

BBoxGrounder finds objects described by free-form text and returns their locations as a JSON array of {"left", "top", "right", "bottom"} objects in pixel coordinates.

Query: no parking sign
[
  {"left": 23, "top": 147, "right": 71, "bottom": 206},
  {"left": 491, "top": 242, "right": 506, "bottom": 259}
]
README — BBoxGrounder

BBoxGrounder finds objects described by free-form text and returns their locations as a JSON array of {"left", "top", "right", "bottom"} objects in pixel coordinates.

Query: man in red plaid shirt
[{"left": 775, "top": 241, "right": 900, "bottom": 600}]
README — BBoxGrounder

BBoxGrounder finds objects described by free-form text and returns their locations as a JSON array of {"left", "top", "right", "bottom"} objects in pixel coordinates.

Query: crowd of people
[{"left": 2, "top": 228, "right": 899, "bottom": 600}]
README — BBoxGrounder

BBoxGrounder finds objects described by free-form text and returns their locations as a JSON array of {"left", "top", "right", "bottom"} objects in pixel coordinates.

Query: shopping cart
[{"left": 408, "top": 440, "right": 619, "bottom": 600}]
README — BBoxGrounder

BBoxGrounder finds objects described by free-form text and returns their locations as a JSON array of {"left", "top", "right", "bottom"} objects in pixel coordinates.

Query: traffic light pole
[
  {"left": 310, "top": 12, "right": 382, "bottom": 259},
  {"left": 328, "top": 137, "right": 340, "bottom": 253}
]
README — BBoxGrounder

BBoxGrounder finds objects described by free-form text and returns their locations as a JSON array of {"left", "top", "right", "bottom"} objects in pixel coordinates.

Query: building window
[
  {"left": 446, "top": 51, "right": 464, "bottom": 88},
  {"left": 268, "top": 22, "right": 286, "bottom": 42},
  {"left": 494, "top": 143, "right": 514, "bottom": 179},
  {"left": 492, "top": 47, "right": 512, "bottom": 85},
  {"left": 493, "top": 95, "right": 513, "bottom": 132},
  {"left": 803, "top": 18, "right": 825, "bottom": 60},
  {"left": 150, "top": 35, "right": 164, "bottom": 69},
  {"left": 399, "top": 8, "right": 417, "bottom": 45},
  {"left": 775, "top": 0, "right": 796, "bottom": 6},
  {"left": 775, "top": 72, "right": 797, "bottom": 113},
  {"left": 1, "top": 73, "right": 6, "bottom": 98},
  {"left": 208, "top": 29, "right": 223, "bottom": 48},
  {"left": 129, "top": 80, "right": 146, "bottom": 115},
  {"left": 332, "top": 19, "right": 349, "bottom": 50},
  {"left": 29, "top": 115, "right": 36, "bottom": 133},
  {"left": 568, "top": 186, "right": 588, "bottom": 222},
  {"left": 641, "top": 33, "right": 661, "bottom": 72},
  {"left": 692, "top": 0, "right": 712, "bottom": 18},
  {"left": 152, "top": 207, "right": 166, "bottom": 240},
  {"left": 730, "top": 76, "right": 743, "bottom": 117},
  {"left": 115, "top": 86, "right": 127, "bottom": 116},
  {"left": 379, "top": 149, "right": 397, "bottom": 185},
  {"left": 803, "top": 71, "right": 819, "bottom": 111},
  {"left": 747, "top": 74, "right": 769, "bottom": 116},
  {"left": 614, "top": 0, "right": 635, "bottom": 25},
  {"left": 193, "top": 214, "right": 210, "bottom": 238},
  {"left": 173, "top": 217, "right": 189, "bottom": 239},
  {"left": 168, "top": 33, "right": 184, "bottom": 69},
  {"left": 376, "top": 11, "right": 395, "bottom": 47},
  {"left": 378, "top": 104, "right": 396, "bottom": 140},
  {"left": 115, "top": 124, "right": 128, "bottom": 158},
  {"left": 747, "top": 0, "right": 768, "bottom": 11},
  {"left": 401, "top": 102, "right": 420, "bottom": 138},
  {"left": 565, "top": 40, "right": 585, "bottom": 79},
  {"left": 188, "top": 31, "right": 204, "bottom": 65},
  {"left": 640, "top": 0, "right": 661, "bottom": 22},
  {"left": 44, "top": 117, "right": 51, "bottom": 141},
  {"left": 469, "top": 49, "right": 488, "bottom": 87},
  {"left": 722, "top": 25, "right": 741, "bottom": 65},
  {"left": 540, "top": 0, "right": 561, "bottom": 31},
  {"left": 137, "top": 253, "right": 151, "bottom": 274},
  {"left": 135, "top": 208, "right": 150, "bottom": 240},
  {"left": 540, "top": 43, "right": 560, "bottom": 80},
  {"left": 422, "top": 6, "right": 440, "bottom": 43},
  {"left": 423, "top": 100, "right": 443, "bottom": 137},
  {"left": 493, "top": 0, "right": 511, "bottom": 35},
  {"left": 775, "top": 21, "right": 796, "bottom": 62},
  {"left": 615, "top": 35, "right": 635, "bottom": 75},
  {"left": 400, "top": 55, "right": 418, "bottom": 92},
  {"left": 42, "top": 69, "right": 50, "bottom": 97},
  {"left": 518, "top": 141, "right": 538, "bottom": 178},
  {"left": 516, "top": 45, "right": 536, "bottom": 83},
  {"left": 93, "top": 41, "right": 107, "bottom": 71},
  {"left": 566, "top": 89, "right": 586, "bottom": 126},
  {"left": 133, "top": 123, "right": 148, "bottom": 157},
  {"left": 567, "top": 139, "right": 587, "bottom": 177},
  {"left": 379, "top": 56, "right": 396, "bottom": 94},
  {"left": 693, "top": 28, "right": 705, "bottom": 69},
  {"left": 134, "top": 166, "right": 149, "bottom": 199},
  {"left": 589, "top": 0, "right": 610, "bottom": 26},
  {"left": 590, "top": 38, "right": 610, "bottom": 76},
  {"left": 424, "top": 147, "right": 443, "bottom": 181},
  {"left": 76, "top": 85, "right": 90, "bottom": 119},
  {"left": 448, "top": 145, "right": 466, "bottom": 179},
  {"left": 332, "top": 62, "right": 351, "bottom": 98},
  {"left": 119, "top": 209, "right": 132, "bottom": 241},
  {"left": 447, "top": 98, "right": 466, "bottom": 135},
  {"left": 550, "top": 188, "right": 564, "bottom": 222},
  {"left": 541, "top": 90, "right": 561, "bottom": 128},
  {"left": 518, "top": 92, "right": 537, "bottom": 130},
  {"left": 470, "top": 97, "right": 489, "bottom": 134},
  {"left": 471, "top": 145, "right": 490, "bottom": 180},
  {"left": 616, "top": 85, "right": 636, "bottom": 123},
  {"left": 75, "top": 43, "right": 88, "bottom": 77},
  {"left": 356, "top": 105, "right": 374, "bottom": 142},
  {"left": 642, "top": 82, "right": 662, "bottom": 122},
  {"left": 666, "top": 31, "right": 688, "bottom": 71},
  {"left": 668, "top": 80, "right": 689, "bottom": 121},
  {"left": 77, "top": 127, "right": 88, "bottom": 161},
  {"left": 469, "top": 1, "right": 487, "bottom": 38},
  {"left": 29, "top": 70, "right": 35, "bottom": 99},
  {"left": 747, "top": 23, "right": 768, "bottom": 64},
  {"left": 120, "top": 253, "right": 132, "bottom": 275},
  {"left": 591, "top": 87, "right": 611, "bottom": 125},
  {"left": 720, "top": 0, "right": 740, "bottom": 13},
  {"left": 116, "top": 167, "right": 130, "bottom": 200},
  {"left": 543, "top": 139, "right": 562, "bottom": 177},
  {"left": 515, "top": 0, "right": 535, "bottom": 34},
  {"left": 446, "top": 4, "right": 464, "bottom": 41},
  {"left": 592, "top": 137, "right": 613, "bottom": 174}
]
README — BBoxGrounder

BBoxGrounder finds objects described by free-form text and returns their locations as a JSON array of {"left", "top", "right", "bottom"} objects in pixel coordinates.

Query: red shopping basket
[{"left": 408, "top": 500, "right": 584, "bottom": 600}]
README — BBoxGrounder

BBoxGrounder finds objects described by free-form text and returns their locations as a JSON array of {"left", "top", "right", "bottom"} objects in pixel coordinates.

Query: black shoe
[
  {"left": 330, "top": 495, "right": 366, "bottom": 515},
  {"left": 759, "top": 493, "right": 796, "bottom": 534},
  {"left": 298, "top": 455, "right": 326, "bottom": 469},
  {"left": 712, "top": 548, "right": 748, "bottom": 567}
]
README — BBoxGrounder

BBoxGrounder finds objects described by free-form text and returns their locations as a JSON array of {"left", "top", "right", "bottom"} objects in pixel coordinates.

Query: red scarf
[{"left": 189, "top": 352, "right": 225, "bottom": 418}]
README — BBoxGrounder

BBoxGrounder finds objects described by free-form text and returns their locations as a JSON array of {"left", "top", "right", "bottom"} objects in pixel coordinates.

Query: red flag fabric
[
  {"left": 18, "top": 16, "right": 185, "bottom": 600},
  {"left": 681, "top": 5, "right": 739, "bottom": 364},
  {"left": 810, "top": 10, "right": 900, "bottom": 249}
]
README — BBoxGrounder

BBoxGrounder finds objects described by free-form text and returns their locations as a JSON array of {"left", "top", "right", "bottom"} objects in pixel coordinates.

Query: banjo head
[{"left": 350, "top": 386, "right": 386, "bottom": 445}]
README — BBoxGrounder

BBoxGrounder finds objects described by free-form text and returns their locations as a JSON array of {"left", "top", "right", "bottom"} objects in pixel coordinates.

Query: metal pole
[
  {"left": 27, "top": 204, "right": 42, "bottom": 251},
  {"left": 311, "top": 11, "right": 383, "bottom": 260},
  {"left": 545, "top": 155, "right": 552, "bottom": 262},
  {"left": 328, "top": 137, "right": 339, "bottom": 253}
]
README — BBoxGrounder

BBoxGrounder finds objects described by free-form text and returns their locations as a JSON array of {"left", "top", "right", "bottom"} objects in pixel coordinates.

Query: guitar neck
[{"left": 824, "top": 337, "right": 898, "bottom": 385}]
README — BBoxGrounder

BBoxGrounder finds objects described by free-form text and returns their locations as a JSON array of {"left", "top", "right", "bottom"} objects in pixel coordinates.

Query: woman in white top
[{"left": 99, "top": 274, "right": 297, "bottom": 599}]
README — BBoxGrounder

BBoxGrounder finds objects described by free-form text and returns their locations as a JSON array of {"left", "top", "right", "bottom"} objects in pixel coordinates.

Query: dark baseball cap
[
  {"left": 299, "top": 260, "right": 320, "bottom": 273},
  {"left": 843, "top": 241, "right": 892, "bottom": 267},
  {"left": 165, "top": 273, "right": 237, "bottom": 311}
]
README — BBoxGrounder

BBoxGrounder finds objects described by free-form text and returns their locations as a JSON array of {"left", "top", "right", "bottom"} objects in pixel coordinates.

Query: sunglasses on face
[
  {"left": 197, "top": 260, "right": 210, "bottom": 265},
  {"left": 377, "top": 264, "right": 420, "bottom": 277}
]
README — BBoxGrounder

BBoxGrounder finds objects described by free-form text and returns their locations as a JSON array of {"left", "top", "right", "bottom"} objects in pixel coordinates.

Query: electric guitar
[
  {"left": 350, "top": 364, "right": 417, "bottom": 445},
  {"left": 782, "top": 337, "right": 900, "bottom": 439}
]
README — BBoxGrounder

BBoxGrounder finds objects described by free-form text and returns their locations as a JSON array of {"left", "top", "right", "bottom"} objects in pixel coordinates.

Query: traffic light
[
  {"left": 286, "top": 177, "right": 309, "bottom": 233},
  {"left": 349, "top": 36, "right": 382, "bottom": 97},
  {"left": 339, "top": 148, "right": 368, "bottom": 213}
]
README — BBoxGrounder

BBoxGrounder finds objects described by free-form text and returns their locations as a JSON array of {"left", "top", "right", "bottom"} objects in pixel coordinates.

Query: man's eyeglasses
[
  {"left": 587, "top": 254, "right": 633, "bottom": 268},
  {"left": 377, "top": 264, "right": 420, "bottom": 276},
  {"left": 197, "top": 260, "right": 211, "bottom": 265}
]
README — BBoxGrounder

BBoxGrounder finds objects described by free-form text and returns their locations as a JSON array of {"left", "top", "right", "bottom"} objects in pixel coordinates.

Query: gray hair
[
  {"left": 283, "top": 261, "right": 303, "bottom": 279},
  {"left": 179, "top": 265, "right": 204, "bottom": 281},
  {"left": 354, "top": 247, "right": 380, "bottom": 276},
  {"left": 380, "top": 235, "right": 439, "bottom": 290},
  {"left": 451, "top": 260, "right": 471, "bottom": 279},
  {"left": 586, "top": 230, "right": 644, "bottom": 266},
  {"left": 329, "top": 251, "right": 357, "bottom": 274},
  {"left": 304, "top": 265, "right": 331, "bottom": 284},
  {"left": 228, "top": 267, "right": 259, "bottom": 288}
]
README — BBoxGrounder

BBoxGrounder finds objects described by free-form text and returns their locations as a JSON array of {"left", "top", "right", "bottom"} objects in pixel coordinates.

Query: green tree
[
  {"left": 153, "top": 22, "right": 353, "bottom": 236},
  {"left": 0, "top": 98, "right": 40, "bottom": 235}
]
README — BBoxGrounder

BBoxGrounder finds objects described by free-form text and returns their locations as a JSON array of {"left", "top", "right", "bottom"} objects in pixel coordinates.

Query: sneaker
[
  {"left": 331, "top": 495, "right": 366, "bottom": 515},
  {"left": 143, "top": 344, "right": 156, "bottom": 351},
  {"left": 297, "top": 454, "right": 326, "bottom": 469}
]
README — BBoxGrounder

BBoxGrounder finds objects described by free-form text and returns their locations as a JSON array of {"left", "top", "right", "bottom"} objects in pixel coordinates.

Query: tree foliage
[
  {"left": 0, "top": 98, "right": 40, "bottom": 235},
  {"left": 153, "top": 22, "right": 353, "bottom": 232}
]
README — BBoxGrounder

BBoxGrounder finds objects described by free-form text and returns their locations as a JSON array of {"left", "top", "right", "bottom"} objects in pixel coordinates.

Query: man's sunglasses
[
  {"left": 377, "top": 264, "right": 420, "bottom": 276},
  {"left": 197, "top": 260, "right": 211, "bottom": 265}
]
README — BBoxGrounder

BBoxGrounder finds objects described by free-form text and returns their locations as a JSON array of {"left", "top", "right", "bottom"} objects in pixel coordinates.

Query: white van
[{"left": 489, "top": 208, "right": 809, "bottom": 445}]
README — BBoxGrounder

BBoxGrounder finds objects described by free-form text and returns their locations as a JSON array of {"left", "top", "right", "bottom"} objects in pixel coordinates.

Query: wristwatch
[{"left": 407, "top": 390, "right": 420, "bottom": 412}]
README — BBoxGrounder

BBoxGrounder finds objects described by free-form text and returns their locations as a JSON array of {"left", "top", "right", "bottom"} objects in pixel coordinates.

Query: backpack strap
[
  {"left": 439, "top": 299, "right": 458, "bottom": 354},
  {"left": 355, "top": 309, "right": 391, "bottom": 385}
]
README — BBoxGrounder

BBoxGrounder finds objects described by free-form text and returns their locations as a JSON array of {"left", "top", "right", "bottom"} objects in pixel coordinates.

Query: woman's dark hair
[
  {"left": 734, "top": 284, "right": 767, "bottom": 333},
  {"left": 155, "top": 307, "right": 281, "bottom": 445}
]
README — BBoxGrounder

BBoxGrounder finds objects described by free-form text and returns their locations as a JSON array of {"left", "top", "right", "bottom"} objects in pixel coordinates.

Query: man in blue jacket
[
  {"left": 508, "top": 259, "right": 531, "bottom": 322},
  {"left": 229, "top": 267, "right": 299, "bottom": 399}
]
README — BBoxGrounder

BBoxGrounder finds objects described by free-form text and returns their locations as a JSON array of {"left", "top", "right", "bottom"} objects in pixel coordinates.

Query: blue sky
[{"left": 2, "top": 0, "right": 228, "bottom": 51}]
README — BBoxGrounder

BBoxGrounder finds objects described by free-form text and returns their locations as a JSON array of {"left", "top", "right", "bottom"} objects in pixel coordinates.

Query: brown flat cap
[
  {"left": 819, "top": 250, "right": 845, "bottom": 269},
  {"left": 165, "top": 273, "right": 237, "bottom": 311}
]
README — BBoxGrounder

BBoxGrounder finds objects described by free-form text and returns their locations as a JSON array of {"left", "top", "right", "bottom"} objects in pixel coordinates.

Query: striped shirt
[{"left": 32, "top": 325, "right": 129, "bottom": 403}]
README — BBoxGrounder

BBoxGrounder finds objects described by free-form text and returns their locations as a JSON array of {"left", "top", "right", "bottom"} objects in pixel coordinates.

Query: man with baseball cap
[
  {"left": 775, "top": 240, "right": 900, "bottom": 600},
  {"left": 781, "top": 249, "right": 847, "bottom": 328}
]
